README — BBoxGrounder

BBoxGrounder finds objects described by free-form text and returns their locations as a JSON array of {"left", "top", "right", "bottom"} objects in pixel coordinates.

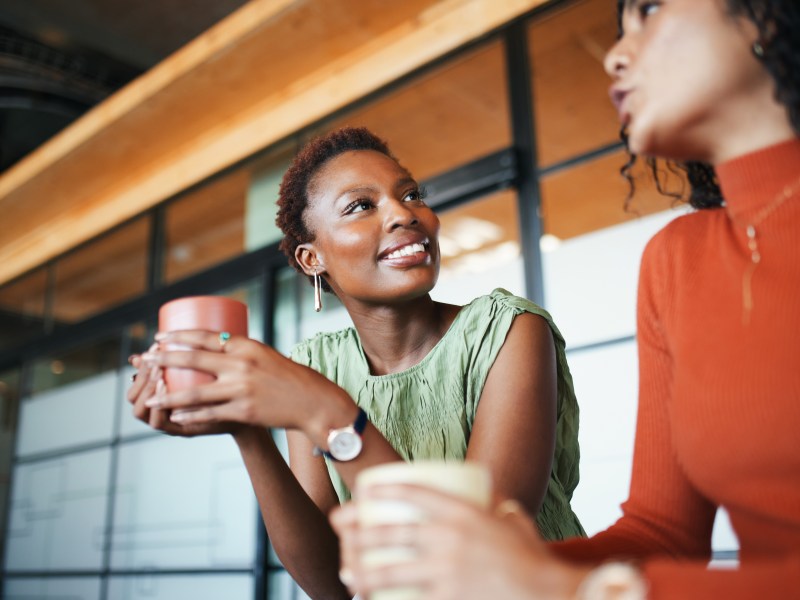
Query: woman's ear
[{"left": 295, "top": 244, "right": 325, "bottom": 276}]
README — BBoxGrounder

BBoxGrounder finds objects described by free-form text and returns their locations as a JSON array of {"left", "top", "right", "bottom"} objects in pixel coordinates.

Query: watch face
[{"left": 328, "top": 428, "right": 363, "bottom": 461}]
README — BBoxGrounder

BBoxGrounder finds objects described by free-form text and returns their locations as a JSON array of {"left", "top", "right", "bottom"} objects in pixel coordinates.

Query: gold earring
[{"left": 313, "top": 269, "right": 322, "bottom": 312}]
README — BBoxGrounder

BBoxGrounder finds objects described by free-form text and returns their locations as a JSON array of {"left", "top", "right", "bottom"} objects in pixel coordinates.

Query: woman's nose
[
  {"left": 384, "top": 199, "right": 419, "bottom": 231},
  {"left": 604, "top": 37, "right": 631, "bottom": 79}
]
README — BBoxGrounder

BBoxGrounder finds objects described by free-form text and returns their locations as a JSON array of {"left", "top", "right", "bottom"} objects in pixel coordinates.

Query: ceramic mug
[
  {"left": 158, "top": 295, "right": 248, "bottom": 392},
  {"left": 355, "top": 461, "right": 492, "bottom": 600}
]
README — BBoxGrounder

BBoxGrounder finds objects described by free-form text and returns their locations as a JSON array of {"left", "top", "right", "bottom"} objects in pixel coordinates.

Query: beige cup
[
  {"left": 355, "top": 461, "right": 491, "bottom": 600},
  {"left": 158, "top": 296, "right": 249, "bottom": 392}
]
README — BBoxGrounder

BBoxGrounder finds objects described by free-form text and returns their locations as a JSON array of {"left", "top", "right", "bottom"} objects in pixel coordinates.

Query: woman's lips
[
  {"left": 379, "top": 241, "right": 431, "bottom": 267},
  {"left": 609, "top": 87, "right": 631, "bottom": 124}
]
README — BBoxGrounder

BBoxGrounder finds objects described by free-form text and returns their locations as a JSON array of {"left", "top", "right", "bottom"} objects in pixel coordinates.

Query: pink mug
[{"left": 158, "top": 296, "right": 249, "bottom": 392}]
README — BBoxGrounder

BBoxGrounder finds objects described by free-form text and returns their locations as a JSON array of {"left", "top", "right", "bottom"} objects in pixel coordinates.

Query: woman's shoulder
[
  {"left": 643, "top": 207, "right": 726, "bottom": 271},
  {"left": 457, "top": 288, "right": 564, "bottom": 345},
  {"left": 463, "top": 288, "right": 554, "bottom": 322},
  {"left": 290, "top": 326, "right": 359, "bottom": 362},
  {"left": 647, "top": 206, "right": 725, "bottom": 248}
]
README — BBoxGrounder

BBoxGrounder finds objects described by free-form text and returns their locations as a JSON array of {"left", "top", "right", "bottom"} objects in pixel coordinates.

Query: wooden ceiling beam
[{"left": 0, "top": 0, "right": 546, "bottom": 286}]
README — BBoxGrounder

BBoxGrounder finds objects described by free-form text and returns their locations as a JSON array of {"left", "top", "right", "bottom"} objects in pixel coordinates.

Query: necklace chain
[{"left": 728, "top": 175, "right": 800, "bottom": 324}]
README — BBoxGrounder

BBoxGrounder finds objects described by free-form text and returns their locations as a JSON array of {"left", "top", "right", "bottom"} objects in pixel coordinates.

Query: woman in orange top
[{"left": 332, "top": 0, "right": 800, "bottom": 598}]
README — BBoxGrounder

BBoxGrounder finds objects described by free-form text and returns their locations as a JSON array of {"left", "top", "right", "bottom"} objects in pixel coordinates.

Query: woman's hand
[
  {"left": 126, "top": 345, "right": 242, "bottom": 437},
  {"left": 330, "top": 485, "right": 590, "bottom": 600},
  {"left": 137, "top": 330, "right": 351, "bottom": 438}
]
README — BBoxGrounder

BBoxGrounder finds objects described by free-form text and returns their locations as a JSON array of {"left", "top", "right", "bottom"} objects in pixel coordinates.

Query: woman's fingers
[
  {"left": 362, "top": 484, "right": 483, "bottom": 523},
  {"left": 141, "top": 348, "right": 241, "bottom": 377},
  {"left": 352, "top": 555, "right": 440, "bottom": 597},
  {"left": 127, "top": 346, "right": 158, "bottom": 403},
  {"left": 146, "top": 380, "right": 248, "bottom": 410},
  {"left": 155, "top": 330, "right": 257, "bottom": 356},
  {"left": 330, "top": 504, "right": 360, "bottom": 595}
]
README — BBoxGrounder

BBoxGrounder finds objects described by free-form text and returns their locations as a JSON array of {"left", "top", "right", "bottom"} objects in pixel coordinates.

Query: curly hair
[
  {"left": 616, "top": 0, "right": 800, "bottom": 209},
  {"left": 275, "top": 127, "right": 397, "bottom": 292}
]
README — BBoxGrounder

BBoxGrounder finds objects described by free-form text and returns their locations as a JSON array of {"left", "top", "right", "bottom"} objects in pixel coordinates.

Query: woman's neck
[
  {"left": 716, "top": 136, "right": 800, "bottom": 219},
  {"left": 345, "top": 295, "right": 460, "bottom": 376}
]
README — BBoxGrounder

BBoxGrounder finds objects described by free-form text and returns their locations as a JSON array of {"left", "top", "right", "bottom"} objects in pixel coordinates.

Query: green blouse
[{"left": 291, "top": 288, "right": 584, "bottom": 540}]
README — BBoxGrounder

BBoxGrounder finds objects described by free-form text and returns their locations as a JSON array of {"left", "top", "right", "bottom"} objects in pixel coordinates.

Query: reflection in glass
[
  {"left": 29, "top": 336, "right": 121, "bottom": 396},
  {"left": 164, "top": 171, "right": 248, "bottom": 283},
  {"left": 433, "top": 189, "right": 524, "bottom": 304},
  {"left": 322, "top": 39, "right": 511, "bottom": 181},
  {"left": 164, "top": 145, "right": 295, "bottom": 284},
  {"left": 0, "top": 267, "right": 48, "bottom": 349},
  {"left": 53, "top": 217, "right": 150, "bottom": 324},
  {"left": 529, "top": 0, "right": 619, "bottom": 166},
  {"left": 5, "top": 448, "right": 111, "bottom": 571},
  {"left": 111, "top": 435, "right": 257, "bottom": 570},
  {"left": 0, "top": 368, "right": 21, "bottom": 569},
  {"left": 107, "top": 574, "right": 254, "bottom": 600},
  {"left": 17, "top": 371, "right": 117, "bottom": 458},
  {"left": 540, "top": 150, "right": 680, "bottom": 241},
  {"left": 3, "top": 577, "right": 102, "bottom": 600}
]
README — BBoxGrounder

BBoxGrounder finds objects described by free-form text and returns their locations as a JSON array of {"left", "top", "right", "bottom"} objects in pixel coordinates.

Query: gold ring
[{"left": 219, "top": 331, "right": 231, "bottom": 350}]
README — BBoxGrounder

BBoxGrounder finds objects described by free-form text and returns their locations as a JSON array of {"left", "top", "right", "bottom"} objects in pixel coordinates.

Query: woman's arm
[
  {"left": 465, "top": 311, "right": 557, "bottom": 515},
  {"left": 129, "top": 351, "right": 352, "bottom": 599},
  {"left": 134, "top": 331, "right": 422, "bottom": 596}
]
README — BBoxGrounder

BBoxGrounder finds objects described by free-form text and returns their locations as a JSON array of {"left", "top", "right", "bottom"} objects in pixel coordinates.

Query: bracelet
[{"left": 576, "top": 562, "right": 647, "bottom": 600}]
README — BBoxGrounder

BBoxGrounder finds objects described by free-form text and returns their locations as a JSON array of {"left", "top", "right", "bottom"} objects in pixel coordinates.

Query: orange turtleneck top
[{"left": 552, "top": 138, "right": 800, "bottom": 598}]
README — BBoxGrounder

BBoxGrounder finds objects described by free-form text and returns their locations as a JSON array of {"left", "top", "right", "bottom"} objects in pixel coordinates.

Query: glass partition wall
[{"left": 0, "top": 0, "right": 739, "bottom": 598}]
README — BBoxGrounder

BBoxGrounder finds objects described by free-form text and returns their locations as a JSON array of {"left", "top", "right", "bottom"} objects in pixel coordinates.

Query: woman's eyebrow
[{"left": 394, "top": 176, "right": 417, "bottom": 190}]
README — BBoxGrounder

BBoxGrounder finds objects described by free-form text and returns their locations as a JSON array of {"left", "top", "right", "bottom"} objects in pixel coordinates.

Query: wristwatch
[
  {"left": 317, "top": 408, "right": 368, "bottom": 462},
  {"left": 576, "top": 562, "right": 647, "bottom": 600}
]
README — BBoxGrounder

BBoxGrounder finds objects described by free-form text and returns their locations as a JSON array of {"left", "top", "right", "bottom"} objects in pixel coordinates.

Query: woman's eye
[
  {"left": 345, "top": 200, "right": 373, "bottom": 214},
  {"left": 638, "top": 1, "right": 660, "bottom": 19},
  {"left": 403, "top": 187, "right": 427, "bottom": 203}
]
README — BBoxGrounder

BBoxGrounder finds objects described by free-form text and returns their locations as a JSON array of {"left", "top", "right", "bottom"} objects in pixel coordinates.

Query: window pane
[
  {"left": 53, "top": 217, "right": 150, "bottom": 324},
  {"left": 163, "top": 145, "right": 294, "bottom": 284},
  {"left": 17, "top": 371, "right": 117, "bottom": 458},
  {"left": 5, "top": 447, "right": 111, "bottom": 571},
  {"left": 324, "top": 39, "right": 511, "bottom": 181},
  {"left": 107, "top": 574, "right": 254, "bottom": 600},
  {"left": 111, "top": 435, "right": 257, "bottom": 570},
  {"left": 540, "top": 151, "right": 686, "bottom": 347},
  {"left": 28, "top": 336, "right": 121, "bottom": 396},
  {"left": 529, "top": 0, "right": 619, "bottom": 166},
  {"left": 0, "top": 368, "right": 21, "bottom": 567},
  {"left": 3, "top": 577, "right": 101, "bottom": 600},
  {"left": 565, "top": 341, "right": 637, "bottom": 536},
  {"left": 540, "top": 150, "right": 677, "bottom": 240},
  {"left": 0, "top": 268, "right": 48, "bottom": 349},
  {"left": 432, "top": 189, "right": 525, "bottom": 304}
]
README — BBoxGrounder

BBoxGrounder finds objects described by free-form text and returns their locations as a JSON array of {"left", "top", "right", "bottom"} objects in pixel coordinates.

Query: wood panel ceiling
[{"left": 0, "top": 0, "right": 547, "bottom": 287}]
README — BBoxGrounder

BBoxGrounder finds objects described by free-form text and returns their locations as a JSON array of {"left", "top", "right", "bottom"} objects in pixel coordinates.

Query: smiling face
[
  {"left": 605, "top": 0, "right": 780, "bottom": 163},
  {"left": 297, "top": 149, "right": 441, "bottom": 306}
]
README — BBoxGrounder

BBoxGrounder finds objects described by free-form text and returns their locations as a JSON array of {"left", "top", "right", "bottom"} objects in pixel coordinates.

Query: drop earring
[{"left": 313, "top": 269, "right": 322, "bottom": 312}]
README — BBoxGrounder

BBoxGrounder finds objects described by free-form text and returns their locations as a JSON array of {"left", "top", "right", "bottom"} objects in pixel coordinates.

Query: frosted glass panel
[
  {"left": 567, "top": 341, "right": 740, "bottom": 555},
  {"left": 16, "top": 371, "right": 117, "bottom": 457},
  {"left": 107, "top": 574, "right": 254, "bottom": 600},
  {"left": 5, "top": 448, "right": 111, "bottom": 571},
  {"left": 111, "top": 435, "right": 257, "bottom": 569},
  {"left": 269, "top": 570, "right": 313, "bottom": 600},
  {"left": 433, "top": 255, "right": 524, "bottom": 306},
  {"left": 543, "top": 210, "right": 682, "bottom": 348},
  {"left": 567, "top": 342, "right": 637, "bottom": 536},
  {"left": 4, "top": 577, "right": 101, "bottom": 599}
]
